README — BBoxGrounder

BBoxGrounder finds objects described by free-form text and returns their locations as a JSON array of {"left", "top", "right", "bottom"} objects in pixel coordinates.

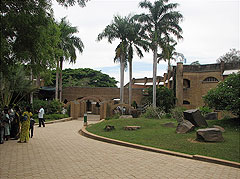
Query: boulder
[
  {"left": 104, "top": 125, "right": 115, "bottom": 132},
  {"left": 205, "top": 112, "right": 218, "bottom": 120},
  {"left": 213, "top": 125, "right": 225, "bottom": 132},
  {"left": 196, "top": 128, "right": 224, "bottom": 142},
  {"left": 161, "top": 122, "right": 176, "bottom": 128},
  {"left": 124, "top": 126, "right": 141, "bottom": 130},
  {"left": 184, "top": 109, "right": 208, "bottom": 127},
  {"left": 119, "top": 115, "right": 133, "bottom": 119},
  {"left": 176, "top": 120, "right": 195, "bottom": 134}
]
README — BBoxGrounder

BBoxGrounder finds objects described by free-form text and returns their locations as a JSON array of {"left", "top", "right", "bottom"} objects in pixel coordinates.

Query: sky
[{"left": 52, "top": 0, "right": 239, "bottom": 86}]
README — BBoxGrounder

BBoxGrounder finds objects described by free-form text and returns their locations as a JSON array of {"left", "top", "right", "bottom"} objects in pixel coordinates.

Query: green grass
[{"left": 87, "top": 117, "right": 240, "bottom": 163}]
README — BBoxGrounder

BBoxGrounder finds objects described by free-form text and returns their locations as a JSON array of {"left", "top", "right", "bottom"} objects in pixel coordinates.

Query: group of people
[{"left": 0, "top": 105, "right": 45, "bottom": 144}]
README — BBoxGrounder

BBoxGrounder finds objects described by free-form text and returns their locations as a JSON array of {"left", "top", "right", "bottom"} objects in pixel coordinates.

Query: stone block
[
  {"left": 184, "top": 109, "right": 208, "bottom": 127},
  {"left": 205, "top": 112, "right": 218, "bottom": 120},
  {"left": 176, "top": 120, "right": 195, "bottom": 134},
  {"left": 196, "top": 128, "right": 224, "bottom": 142}
]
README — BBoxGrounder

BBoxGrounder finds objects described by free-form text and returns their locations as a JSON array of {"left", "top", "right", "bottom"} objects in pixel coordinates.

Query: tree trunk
[
  {"left": 55, "top": 60, "right": 59, "bottom": 100},
  {"left": 120, "top": 54, "right": 125, "bottom": 104},
  {"left": 167, "top": 59, "right": 171, "bottom": 89},
  {"left": 153, "top": 47, "right": 158, "bottom": 108},
  {"left": 128, "top": 60, "right": 132, "bottom": 106},
  {"left": 30, "top": 68, "right": 33, "bottom": 105},
  {"left": 59, "top": 57, "right": 63, "bottom": 102}
]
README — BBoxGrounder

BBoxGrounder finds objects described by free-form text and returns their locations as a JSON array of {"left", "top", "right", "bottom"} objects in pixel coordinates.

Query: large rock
[
  {"left": 205, "top": 112, "right": 218, "bottom": 120},
  {"left": 119, "top": 115, "right": 133, "bottom": 119},
  {"left": 184, "top": 109, "right": 208, "bottom": 127},
  {"left": 196, "top": 128, "right": 224, "bottom": 142},
  {"left": 176, "top": 120, "right": 195, "bottom": 134}
]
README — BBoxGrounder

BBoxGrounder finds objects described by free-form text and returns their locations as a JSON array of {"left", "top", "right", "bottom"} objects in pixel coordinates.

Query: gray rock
[
  {"left": 205, "top": 112, "right": 218, "bottom": 120},
  {"left": 119, "top": 115, "right": 133, "bottom": 119},
  {"left": 213, "top": 125, "right": 225, "bottom": 132},
  {"left": 104, "top": 125, "right": 115, "bottom": 131},
  {"left": 184, "top": 109, "right": 208, "bottom": 127},
  {"left": 161, "top": 122, "right": 176, "bottom": 128},
  {"left": 176, "top": 120, "right": 195, "bottom": 134},
  {"left": 124, "top": 126, "right": 141, "bottom": 130},
  {"left": 196, "top": 128, "right": 224, "bottom": 142}
]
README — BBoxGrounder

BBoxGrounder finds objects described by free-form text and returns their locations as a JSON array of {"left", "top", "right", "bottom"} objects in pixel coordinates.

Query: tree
[
  {"left": 126, "top": 16, "right": 149, "bottom": 106},
  {"left": 217, "top": 49, "right": 240, "bottom": 63},
  {"left": 56, "top": 17, "right": 84, "bottom": 101},
  {"left": 143, "top": 86, "right": 176, "bottom": 113},
  {"left": 52, "top": 68, "right": 118, "bottom": 87},
  {"left": 97, "top": 15, "right": 131, "bottom": 104},
  {"left": 190, "top": 61, "right": 201, "bottom": 65},
  {"left": 0, "top": 65, "right": 34, "bottom": 108},
  {"left": 203, "top": 73, "right": 240, "bottom": 117},
  {"left": 135, "top": 0, "right": 183, "bottom": 107}
]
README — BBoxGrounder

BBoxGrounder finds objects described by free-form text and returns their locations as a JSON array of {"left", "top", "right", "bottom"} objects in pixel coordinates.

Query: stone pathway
[{"left": 0, "top": 119, "right": 239, "bottom": 179}]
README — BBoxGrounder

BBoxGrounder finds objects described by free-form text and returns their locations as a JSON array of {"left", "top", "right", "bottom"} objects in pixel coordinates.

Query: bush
[
  {"left": 33, "top": 113, "right": 69, "bottom": 120},
  {"left": 170, "top": 107, "right": 186, "bottom": 123},
  {"left": 141, "top": 106, "right": 166, "bottom": 119},
  {"left": 32, "top": 99, "right": 64, "bottom": 114},
  {"left": 203, "top": 73, "right": 240, "bottom": 117},
  {"left": 199, "top": 106, "right": 213, "bottom": 117},
  {"left": 143, "top": 87, "right": 176, "bottom": 113}
]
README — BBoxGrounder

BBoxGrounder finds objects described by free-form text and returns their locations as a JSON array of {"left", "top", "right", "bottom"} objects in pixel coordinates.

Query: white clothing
[{"left": 38, "top": 108, "right": 45, "bottom": 118}]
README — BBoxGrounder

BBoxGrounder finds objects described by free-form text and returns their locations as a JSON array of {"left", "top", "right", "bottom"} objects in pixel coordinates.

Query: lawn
[{"left": 86, "top": 117, "right": 240, "bottom": 163}]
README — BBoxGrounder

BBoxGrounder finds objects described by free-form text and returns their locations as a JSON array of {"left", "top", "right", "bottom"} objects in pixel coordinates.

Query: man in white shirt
[{"left": 38, "top": 106, "right": 45, "bottom": 127}]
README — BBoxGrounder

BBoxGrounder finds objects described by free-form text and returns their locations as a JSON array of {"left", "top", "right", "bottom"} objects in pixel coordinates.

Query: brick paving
[{"left": 0, "top": 117, "right": 239, "bottom": 179}]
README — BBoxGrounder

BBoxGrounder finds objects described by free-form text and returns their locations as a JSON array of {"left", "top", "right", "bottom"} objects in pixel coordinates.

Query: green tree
[
  {"left": 0, "top": 65, "right": 34, "bottom": 108},
  {"left": 135, "top": 0, "right": 183, "bottom": 107},
  {"left": 97, "top": 15, "right": 131, "bottom": 104},
  {"left": 52, "top": 68, "right": 117, "bottom": 87},
  {"left": 190, "top": 61, "right": 201, "bottom": 65},
  {"left": 56, "top": 17, "right": 84, "bottom": 101},
  {"left": 203, "top": 73, "right": 240, "bottom": 117},
  {"left": 217, "top": 49, "right": 240, "bottom": 63},
  {"left": 143, "top": 86, "right": 176, "bottom": 113}
]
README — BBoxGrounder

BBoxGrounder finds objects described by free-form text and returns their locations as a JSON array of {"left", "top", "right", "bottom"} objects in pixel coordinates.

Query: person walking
[
  {"left": 18, "top": 106, "right": 32, "bottom": 143},
  {"left": 38, "top": 106, "right": 45, "bottom": 127}
]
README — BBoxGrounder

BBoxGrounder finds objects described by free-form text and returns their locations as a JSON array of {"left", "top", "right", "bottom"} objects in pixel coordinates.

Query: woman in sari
[{"left": 18, "top": 106, "right": 32, "bottom": 143}]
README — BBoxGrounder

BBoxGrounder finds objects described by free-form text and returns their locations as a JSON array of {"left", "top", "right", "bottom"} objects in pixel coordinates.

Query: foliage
[
  {"left": 198, "top": 106, "right": 213, "bottom": 117},
  {"left": 143, "top": 86, "right": 176, "bottom": 113},
  {"left": 217, "top": 49, "right": 240, "bottom": 63},
  {"left": 203, "top": 73, "right": 240, "bottom": 117},
  {"left": 52, "top": 68, "right": 117, "bottom": 87},
  {"left": 0, "top": 65, "right": 35, "bottom": 108},
  {"left": 190, "top": 61, "right": 201, "bottom": 65},
  {"left": 170, "top": 107, "right": 186, "bottom": 123},
  {"left": 134, "top": 0, "right": 183, "bottom": 107},
  {"left": 32, "top": 99, "right": 64, "bottom": 114},
  {"left": 87, "top": 117, "right": 240, "bottom": 162},
  {"left": 33, "top": 113, "right": 69, "bottom": 121},
  {"left": 141, "top": 106, "right": 166, "bottom": 119}
]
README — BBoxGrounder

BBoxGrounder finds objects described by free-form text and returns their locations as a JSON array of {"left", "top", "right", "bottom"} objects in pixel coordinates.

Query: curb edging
[{"left": 80, "top": 126, "right": 240, "bottom": 169}]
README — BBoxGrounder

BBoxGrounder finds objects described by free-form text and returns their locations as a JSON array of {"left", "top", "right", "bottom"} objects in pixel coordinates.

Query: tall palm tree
[
  {"left": 135, "top": 0, "right": 183, "bottom": 107},
  {"left": 56, "top": 17, "right": 84, "bottom": 101},
  {"left": 126, "top": 17, "right": 149, "bottom": 106},
  {"left": 97, "top": 15, "right": 130, "bottom": 104}
]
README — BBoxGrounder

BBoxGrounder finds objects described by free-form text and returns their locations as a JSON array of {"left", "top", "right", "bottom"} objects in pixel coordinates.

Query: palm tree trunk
[
  {"left": 120, "top": 55, "right": 125, "bottom": 104},
  {"left": 55, "top": 60, "right": 59, "bottom": 100},
  {"left": 128, "top": 60, "right": 133, "bottom": 106},
  {"left": 59, "top": 57, "right": 63, "bottom": 102},
  {"left": 30, "top": 68, "right": 33, "bottom": 105},
  {"left": 153, "top": 47, "right": 158, "bottom": 108},
  {"left": 167, "top": 59, "right": 171, "bottom": 89}
]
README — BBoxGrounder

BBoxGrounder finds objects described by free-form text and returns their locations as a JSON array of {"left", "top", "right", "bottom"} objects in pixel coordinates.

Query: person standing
[
  {"left": 3, "top": 107, "right": 10, "bottom": 141},
  {"left": 10, "top": 106, "right": 21, "bottom": 140},
  {"left": 38, "top": 106, "right": 45, "bottom": 127},
  {"left": 18, "top": 106, "right": 32, "bottom": 143},
  {"left": 0, "top": 112, "right": 5, "bottom": 144}
]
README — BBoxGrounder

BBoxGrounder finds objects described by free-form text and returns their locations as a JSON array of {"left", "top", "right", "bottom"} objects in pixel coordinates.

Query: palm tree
[
  {"left": 97, "top": 15, "right": 130, "bottom": 104},
  {"left": 135, "top": 0, "right": 183, "bottom": 107},
  {"left": 125, "top": 17, "right": 149, "bottom": 106},
  {"left": 56, "top": 17, "right": 84, "bottom": 101}
]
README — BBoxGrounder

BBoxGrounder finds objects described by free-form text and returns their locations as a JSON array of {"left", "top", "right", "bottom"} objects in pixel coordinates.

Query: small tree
[
  {"left": 143, "top": 86, "right": 176, "bottom": 113},
  {"left": 203, "top": 73, "right": 240, "bottom": 117},
  {"left": 217, "top": 49, "right": 240, "bottom": 63}
]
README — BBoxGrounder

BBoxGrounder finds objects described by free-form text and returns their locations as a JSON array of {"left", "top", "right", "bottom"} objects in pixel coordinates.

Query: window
[
  {"left": 183, "top": 100, "right": 190, "bottom": 105},
  {"left": 183, "top": 79, "right": 190, "bottom": 88},
  {"left": 203, "top": 77, "right": 219, "bottom": 82}
]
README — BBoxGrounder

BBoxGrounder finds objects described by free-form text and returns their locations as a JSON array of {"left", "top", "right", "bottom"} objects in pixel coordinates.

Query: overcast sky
[{"left": 52, "top": 0, "right": 239, "bottom": 85}]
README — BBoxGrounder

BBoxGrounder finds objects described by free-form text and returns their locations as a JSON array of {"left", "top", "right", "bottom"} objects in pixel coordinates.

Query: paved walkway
[{"left": 0, "top": 118, "right": 239, "bottom": 179}]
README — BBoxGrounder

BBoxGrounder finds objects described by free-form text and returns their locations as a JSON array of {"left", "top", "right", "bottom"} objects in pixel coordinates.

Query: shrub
[
  {"left": 199, "top": 106, "right": 213, "bottom": 117},
  {"left": 32, "top": 99, "right": 64, "bottom": 114},
  {"left": 171, "top": 107, "right": 186, "bottom": 123},
  {"left": 141, "top": 106, "right": 166, "bottom": 119}
]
